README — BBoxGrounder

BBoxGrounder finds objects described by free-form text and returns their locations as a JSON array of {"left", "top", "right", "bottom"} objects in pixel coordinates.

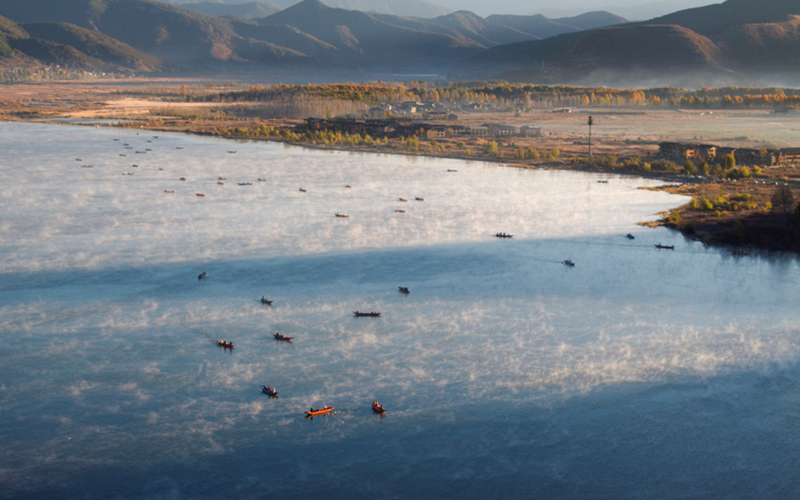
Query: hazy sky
[{"left": 433, "top": 0, "right": 721, "bottom": 19}]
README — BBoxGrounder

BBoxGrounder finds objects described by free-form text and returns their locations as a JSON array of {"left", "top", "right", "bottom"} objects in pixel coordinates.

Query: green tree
[{"left": 722, "top": 154, "right": 735, "bottom": 170}]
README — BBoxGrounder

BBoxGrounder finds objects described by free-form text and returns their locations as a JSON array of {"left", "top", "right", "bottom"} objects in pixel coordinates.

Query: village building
[
  {"left": 519, "top": 124, "right": 542, "bottom": 137},
  {"left": 483, "top": 123, "right": 518, "bottom": 136}
]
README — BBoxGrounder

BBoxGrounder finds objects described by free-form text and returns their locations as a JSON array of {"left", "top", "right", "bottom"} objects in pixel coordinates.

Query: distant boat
[
  {"left": 260, "top": 296, "right": 273, "bottom": 305},
  {"left": 398, "top": 198, "right": 407, "bottom": 202},
  {"left": 495, "top": 233, "right": 513, "bottom": 239},
  {"left": 228, "top": 151, "right": 237, "bottom": 154},
  {"left": 158, "top": 167, "right": 164, "bottom": 171},
  {"left": 198, "top": 271, "right": 207, "bottom": 280},
  {"left": 218, "top": 177, "right": 226, "bottom": 180},
  {"left": 447, "top": 169, "right": 458, "bottom": 172},
  {"left": 563, "top": 260, "right": 575, "bottom": 267},
  {"left": 626, "top": 234, "right": 635, "bottom": 240},
  {"left": 305, "top": 406, "right": 333, "bottom": 417},
  {"left": 398, "top": 287, "right": 410, "bottom": 294},
  {"left": 354, "top": 311, "right": 381, "bottom": 317},
  {"left": 76, "top": 158, "right": 83, "bottom": 161},
  {"left": 415, "top": 197, "right": 424, "bottom": 201},
  {"left": 299, "top": 188, "right": 307, "bottom": 192},
  {"left": 81, "top": 164, "right": 93, "bottom": 168},
  {"left": 180, "top": 177, "right": 186, "bottom": 181},
  {"left": 372, "top": 401, "right": 386, "bottom": 414},
  {"left": 261, "top": 386, "right": 277, "bottom": 396},
  {"left": 132, "top": 164, "right": 138, "bottom": 168},
  {"left": 345, "top": 185, "right": 352, "bottom": 188},
  {"left": 335, "top": 213, "right": 349, "bottom": 218},
  {"left": 597, "top": 180, "right": 609, "bottom": 184},
  {"left": 238, "top": 182, "right": 252, "bottom": 186},
  {"left": 395, "top": 209, "right": 406, "bottom": 213},
  {"left": 216, "top": 339, "right": 234, "bottom": 349},
  {"left": 273, "top": 332, "right": 293, "bottom": 342},
  {"left": 164, "top": 190, "right": 174, "bottom": 193},
  {"left": 176, "top": 147, "right": 183, "bottom": 150},
  {"left": 218, "top": 181, "right": 224, "bottom": 185},
  {"left": 196, "top": 193, "right": 205, "bottom": 197},
  {"left": 113, "top": 139, "right": 119, "bottom": 141},
  {"left": 119, "top": 154, "right": 127, "bottom": 157},
  {"left": 258, "top": 178, "right": 266, "bottom": 182},
  {"left": 655, "top": 244, "right": 674, "bottom": 250}
]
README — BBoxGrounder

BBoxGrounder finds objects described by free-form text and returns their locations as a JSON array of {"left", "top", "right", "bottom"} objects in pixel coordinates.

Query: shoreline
[{"left": 16, "top": 117, "right": 800, "bottom": 255}]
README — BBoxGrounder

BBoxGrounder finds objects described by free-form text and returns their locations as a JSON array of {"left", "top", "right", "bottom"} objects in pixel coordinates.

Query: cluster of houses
[
  {"left": 367, "top": 100, "right": 513, "bottom": 120},
  {"left": 299, "top": 117, "right": 542, "bottom": 140},
  {"left": 659, "top": 142, "right": 800, "bottom": 167}
]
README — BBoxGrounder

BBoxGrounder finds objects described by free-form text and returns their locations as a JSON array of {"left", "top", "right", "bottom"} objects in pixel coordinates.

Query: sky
[{"left": 429, "top": 0, "right": 721, "bottom": 19}]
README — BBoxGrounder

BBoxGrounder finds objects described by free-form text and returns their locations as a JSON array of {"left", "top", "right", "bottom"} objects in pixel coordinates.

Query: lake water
[{"left": 1, "top": 122, "right": 799, "bottom": 499}]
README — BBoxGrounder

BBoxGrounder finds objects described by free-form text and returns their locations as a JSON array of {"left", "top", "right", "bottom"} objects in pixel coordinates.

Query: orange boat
[
  {"left": 216, "top": 340, "right": 234, "bottom": 349},
  {"left": 305, "top": 406, "right": 333, "bottom": 417}
]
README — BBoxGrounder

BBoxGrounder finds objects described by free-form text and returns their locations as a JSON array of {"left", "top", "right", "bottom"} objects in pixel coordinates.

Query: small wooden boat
[
  {"left": 261, "top": 386, "right": 278, "bottom": 396},
  {"left": 119, "top": 154, "right": 127, "bottom": 157},
  {"left": 132, "top": 164, "right": 138, "bottom": 168},
  {"left": 305, "top": 406, "right": 333, "bottom": 417},
  {"left": 164, "top": 190, "right": 175, "bottom": 193},
  {"left": 335, "top": 213, "right": 349, "bottom": 218},
  {"left": 273, "top": 333, "right": 293, "bottom": 342},
  {"left": 597, "top": 180, "right": 609, "bottom": 184},
  {"left": 198, "top": 271, "right": 207, "bottom": 280},
  {"left": 260, "top": 296, "right": 273, "bottom": 305},
  {"left": 158, "top": 167, "right": 164, "bottom": 171},
  {"left": 124, "top": 172, "right": 134, "bottom": 176},
  {"left": 238, "top": 182, "right": 252, "bottom": 186},
  {"left": 299, "top": 188, "right": 307, "bottom": 192},
  {"left": 495, "top": 233, "right": 513, "bottom": 239},
  {"left": 216, "top": 340, "right": 234, "bottom": 349},
  {"left": 218, "top": 177, "right": 226, "bottom": 181},
  {"left": 345, "top": 185, "right": 351, "bottom": 188},
  {"left": 114, "top": 139, "right": 119, "bottom": 141},
  {"left": 372, "top": 401, "right": 386, "bottom": 414},
  {"left": 626, "top": 234, "right": 635, "bottom": 240},
  {"left": 176, "top": 147, "right": 183, "bottom": 150},
  {"left": 180, "top": 177, "right": 186, "bottom": 181},
  {"left": 655, "top": 244, "right": 675, "bottom": 250},
  {"left": 398, "top": 287, "right": 410, "bottom": 294},
  {"left": 196, "top": 193, "right": 205, "bottom": 197},
  {"left": 354, "top": 311, "right": 381, "bottom": 317},
  {"left": 399, "top": 198, "right": 407, "bottom": 202},
  {"left": 228, "top": 151, "right": 237, "bottom": 154},
  {"left": 396, "top": 209, "right": 406, "bottom": 213},
  {"left": 81, "top": 164, "right": 93, "bottom": 168},
  {"left": 447, "top": 169, "right": 458, "bottom": 172},
  {"left": 258, "top": 178, "right": 266, "bottom": 182},
  {"left": 217, "top": 181, "right": 224, "bottom": 185},
  {"left": 145, "top": 148, "right": 152, "bottom": 151},
  {"left": 147, "top": 140, "right": 152, "bottom": 143},
  {"left": 76, "top": 158, "right": 83, "bottom": 161},
  {"left": 415, "top": 197, "right": 424, "bottom": 201},
  {"left": 563, "top": 260, "right": 575, "bottom": 267}
]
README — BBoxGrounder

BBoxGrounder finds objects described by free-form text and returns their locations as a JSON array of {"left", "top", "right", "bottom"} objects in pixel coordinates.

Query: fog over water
[{"left": 1, "top": 123, "right": 799, "bottom": 499}]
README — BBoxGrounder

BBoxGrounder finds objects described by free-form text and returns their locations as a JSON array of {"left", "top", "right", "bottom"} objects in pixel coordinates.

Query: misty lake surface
[{"left": 1, "top": 122, "right": 799, "bottom": 499}]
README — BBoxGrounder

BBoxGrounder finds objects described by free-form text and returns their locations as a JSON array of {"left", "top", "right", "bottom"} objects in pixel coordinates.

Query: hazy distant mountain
[
  {"left": 159, "top": 0, "right": 453, "bottom": 18},
  {"left": 553, "top": 11, "right": 627, "bottom": 30},
  {"left": 179, "top": 1, "right": 281, "bottom": 19},
  {"left": 256, "top": 0, "right": 480, "bottom": 66},
  {"left": 484, "top": 14, "right": 581, "bottom": 39},
  {"left": 459, "top": 0, "right": 800, "bottom": 86}
]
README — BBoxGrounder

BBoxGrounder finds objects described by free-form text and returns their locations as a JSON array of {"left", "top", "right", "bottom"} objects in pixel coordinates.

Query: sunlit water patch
[{"left": 1, "top": 123, "right": 799, "bottom": 499}]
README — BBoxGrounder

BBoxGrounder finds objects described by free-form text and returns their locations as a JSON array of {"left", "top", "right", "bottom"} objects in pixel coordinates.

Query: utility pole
[{"left": 588, "top": 115, "right": 593, "bottom": 158}]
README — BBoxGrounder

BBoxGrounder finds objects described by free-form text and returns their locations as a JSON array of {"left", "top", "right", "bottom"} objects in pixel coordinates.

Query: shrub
[
  {"left": 703, "top": 198, "right": 714, "bottom": 210},
  {"left": 689, "top": 198, "right": 699, "bottom": 209}
]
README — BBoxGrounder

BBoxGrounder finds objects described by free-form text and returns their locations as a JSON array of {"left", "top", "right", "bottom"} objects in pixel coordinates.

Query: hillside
[
  {"left": 460, "top": 0, "right": 800, "bottom": 85},
  {"left": 0, "top": 14, "right": 168, "bottom": 71},
  {"left": 23, "top": 22, "right": 167, "bottom": 71},
  {"left": 178, "top": 1, "right": 281, "bottom": 19}
]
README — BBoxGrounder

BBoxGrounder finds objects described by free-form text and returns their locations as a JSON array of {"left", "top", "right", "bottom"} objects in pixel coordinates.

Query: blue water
[{"left": 1, "top": 123, "right": 799, "bottom": 499}]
